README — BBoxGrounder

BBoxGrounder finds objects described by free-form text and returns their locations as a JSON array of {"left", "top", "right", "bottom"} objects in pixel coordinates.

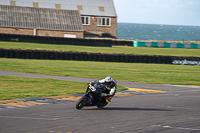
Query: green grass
[
  {"left": 0, "top": 75, "right": 127, "bottom": 101},
  {"left": 1, "top": 41, "right": 200, "bottom": 100},
  {"left": 1, "top": 41, "right": 200, "bottom": 57},
  {"left": 1, "top": 58, "right": 199, "bottom": 86}
]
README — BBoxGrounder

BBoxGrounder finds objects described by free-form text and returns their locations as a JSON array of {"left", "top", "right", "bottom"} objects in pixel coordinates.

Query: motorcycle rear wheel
[
  {"left": 76, "top": 96, "right": 88, "bottom": 109},
  {"left": 97, "top": 102, "right": 107, "bottom": 108}
]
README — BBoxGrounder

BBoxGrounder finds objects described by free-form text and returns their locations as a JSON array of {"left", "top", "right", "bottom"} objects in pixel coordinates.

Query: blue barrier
[{"left": 133, "top": 41, "right": 200, "bottom": 49}]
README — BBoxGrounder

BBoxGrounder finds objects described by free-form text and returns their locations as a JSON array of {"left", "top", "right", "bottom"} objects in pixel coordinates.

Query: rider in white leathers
[{"left": 98, "top": 76, "right": 117, "bottom": 104}]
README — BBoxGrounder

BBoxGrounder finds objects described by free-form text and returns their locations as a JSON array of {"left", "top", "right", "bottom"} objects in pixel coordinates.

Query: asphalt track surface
[{"left": 1, "top": 70, "right": 200, "bottom": 133}]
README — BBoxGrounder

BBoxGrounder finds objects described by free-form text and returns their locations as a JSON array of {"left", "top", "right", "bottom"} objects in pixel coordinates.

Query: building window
[
  {"left": 55, "top": 4, "right": 61, "bottom": 9},
  {"left": 81, "top": 16, "right": 90, "bottom": 25},
  {"left": 97, "top": 17, "right": 111, "bottom": 26},
  {"left": 33, "top": 2, "right": 39, "bottom": 7},
  {"left": 10, "top": 1, "right": 16, "bottom": 6}
]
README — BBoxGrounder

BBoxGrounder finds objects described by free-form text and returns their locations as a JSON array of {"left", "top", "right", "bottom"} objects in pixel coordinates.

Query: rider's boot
[{"left": 105, "top": 94, "right": 112, "bottom": 104}]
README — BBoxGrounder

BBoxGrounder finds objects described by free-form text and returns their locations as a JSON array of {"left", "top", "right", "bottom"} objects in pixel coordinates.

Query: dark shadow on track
[{"left": 82, "top": 107, "right": 174, "bottom": 111}]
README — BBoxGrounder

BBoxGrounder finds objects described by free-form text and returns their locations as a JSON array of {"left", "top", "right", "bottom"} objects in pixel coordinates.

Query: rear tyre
[
  {"left": 97, "top": 102, "right": 107, "bottom": 108},
  {"left": 76, "top": 96, "right": 88, "bottom": 109}
]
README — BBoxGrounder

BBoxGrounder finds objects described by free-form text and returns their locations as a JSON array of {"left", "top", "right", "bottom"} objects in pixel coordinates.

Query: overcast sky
[{"left": 113, "top": 0, "right": 200, "bottom": 26}]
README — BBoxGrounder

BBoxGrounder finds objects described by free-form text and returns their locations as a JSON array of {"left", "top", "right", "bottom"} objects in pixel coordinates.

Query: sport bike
[{"left": 76, "top": 81, "right": 108, "bottom": 109}]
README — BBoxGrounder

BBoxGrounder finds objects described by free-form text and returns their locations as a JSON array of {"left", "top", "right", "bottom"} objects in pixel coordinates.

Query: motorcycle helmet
[{"left": 105, "top": 76, "right": 113, "bottom": 85}]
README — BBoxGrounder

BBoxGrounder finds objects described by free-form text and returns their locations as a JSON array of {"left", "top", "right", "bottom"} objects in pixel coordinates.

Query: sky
[{"left": 113, "top": 0, "right": 200, "bottom": 26}]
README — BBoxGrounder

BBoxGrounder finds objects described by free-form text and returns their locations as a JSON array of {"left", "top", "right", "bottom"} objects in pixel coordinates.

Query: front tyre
[{"left": 76, "top": 96, "right": 88, "bottom": 109}]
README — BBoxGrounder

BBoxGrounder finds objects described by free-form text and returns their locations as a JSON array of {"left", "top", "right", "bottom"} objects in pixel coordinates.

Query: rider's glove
[
  {"left": 106, "top": 86, "right": 111, "bottom": 91},
  {"left": 101, "top": 93, "right": 107, "bottom": 97}
]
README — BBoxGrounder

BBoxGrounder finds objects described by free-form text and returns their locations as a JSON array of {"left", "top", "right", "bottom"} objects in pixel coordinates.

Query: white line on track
[
  {"left": 151, "top": 125, "right": 200, "bottom": 131},
  {"left": 0, "top": 116, "right": 59, "bottom": 120},
  {"left": 164, "top": 84, "right": 200, "bottom": 89}
]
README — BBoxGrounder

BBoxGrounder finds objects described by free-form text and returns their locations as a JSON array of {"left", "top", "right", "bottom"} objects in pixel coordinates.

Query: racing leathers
[{"left": 98, "top": 78, "right": 117, "bottom": 104}]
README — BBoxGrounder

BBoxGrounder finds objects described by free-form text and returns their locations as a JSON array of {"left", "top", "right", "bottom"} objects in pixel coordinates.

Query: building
[
  {"left": 0, "top": 5, "right": 84, "bottom": 38},
  {"left": 0, "top": 0, "right": 117, "bottom": 38}
]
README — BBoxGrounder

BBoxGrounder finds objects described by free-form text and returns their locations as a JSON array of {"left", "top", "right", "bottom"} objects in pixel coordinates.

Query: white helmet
[{"left": 105, "top": 76, "right": 113, "bottom": 83}]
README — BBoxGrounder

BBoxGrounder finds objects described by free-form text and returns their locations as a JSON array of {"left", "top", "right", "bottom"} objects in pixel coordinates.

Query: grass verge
[
  {"left": 1, "top": 58, "right": 200, "bottom": 86},
  {"left": 0, "top": 75, "right": 127, "bottom": 101},
  {"left": 0, "top": 41, "right": 200, "bottom": 57}
]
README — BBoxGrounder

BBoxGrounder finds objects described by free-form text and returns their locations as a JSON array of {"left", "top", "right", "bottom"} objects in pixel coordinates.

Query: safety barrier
[
  {"left": 133, "top": 41, "right": 200, "bottom": 49},
  {"left": 0, "top": 33, "right": 133, "bottom": 47},
  {"left": 0, "top": 33, "right": 112, "bottom": 47},
  {"left": 1, "top": 48, "right": 200, "bottom": 65},
  {"left": 2, "top": 33, "right": 198, "bottom": 49}
]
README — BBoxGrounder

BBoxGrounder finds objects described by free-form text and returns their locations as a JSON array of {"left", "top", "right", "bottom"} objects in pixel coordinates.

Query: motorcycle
[{"left": 76, "top": 81, "right": 108, "bottom": 109}]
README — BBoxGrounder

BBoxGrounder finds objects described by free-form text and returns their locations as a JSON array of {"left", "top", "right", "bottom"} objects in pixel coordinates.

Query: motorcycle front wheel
[{"left": 76, "top": 96, "right": 88, "bottom": 109}]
